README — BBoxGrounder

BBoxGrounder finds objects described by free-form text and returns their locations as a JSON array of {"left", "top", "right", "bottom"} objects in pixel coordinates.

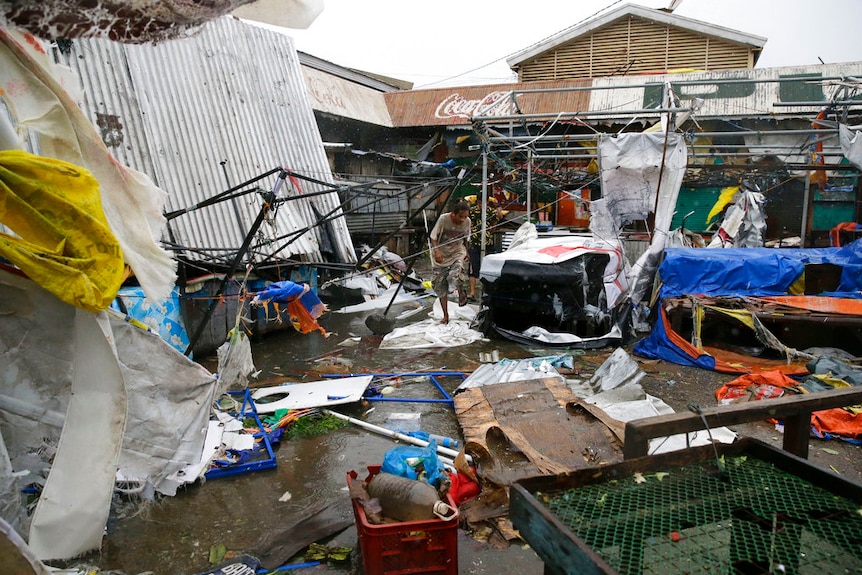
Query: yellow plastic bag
[{"left": 0, "top": 150, "right": 124, "bottom": 311}]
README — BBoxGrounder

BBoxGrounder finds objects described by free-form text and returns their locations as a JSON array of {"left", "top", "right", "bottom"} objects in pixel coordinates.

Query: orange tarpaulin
[
  {"left": 716, "top": 370, "right": 862, "bottom": 440},
  {"left": 756, "top": 296, "right": 862, "bottom": 315}
]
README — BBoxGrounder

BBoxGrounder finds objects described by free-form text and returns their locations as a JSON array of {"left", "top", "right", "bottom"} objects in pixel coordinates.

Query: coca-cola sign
[{"left": 434, "top": 91, "right": 514, "bottom": 119}]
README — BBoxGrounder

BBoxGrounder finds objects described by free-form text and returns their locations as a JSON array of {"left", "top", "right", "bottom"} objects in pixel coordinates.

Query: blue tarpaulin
[
  {"left": 633, "top": 239, "right": 862, "bottom": 371},
  {"left": 655, "top": 239, "right": 862, "bottom": 299}
]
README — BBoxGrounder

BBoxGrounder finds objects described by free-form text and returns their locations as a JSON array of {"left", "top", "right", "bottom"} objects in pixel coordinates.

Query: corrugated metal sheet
[
  {"left": 588, "top": 63, "right": 862, "bottom": 120},
  {"left": 385, "top": 80, "right": 592, "bottom": 127},
  {"left": 385, "top": 62, "right": 862, "bottom": 129},
  {"left": 56, "top": 16, "right": 355, "bottom": 267}
]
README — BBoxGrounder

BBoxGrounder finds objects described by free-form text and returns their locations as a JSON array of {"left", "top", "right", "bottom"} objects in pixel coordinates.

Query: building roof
[
  {"left": 506, "top": 3, "right": 767, "bottom": 69},
  {"left": 385, "top": 80, "right": 591, "bottom": 127},
  {"left": 382, "top": 62, "right": 862, "bottom": 128}
]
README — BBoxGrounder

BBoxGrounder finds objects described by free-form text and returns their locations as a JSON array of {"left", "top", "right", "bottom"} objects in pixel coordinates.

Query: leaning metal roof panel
[{"left": 57, "top": 15, "right": 356, "bottom": 267}]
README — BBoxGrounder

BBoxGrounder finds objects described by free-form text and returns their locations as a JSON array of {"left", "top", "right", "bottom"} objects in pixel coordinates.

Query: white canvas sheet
[
  {"left": 0, "top": 269, "right": 216, "bottom": 559},
  {"left": 251, "top": 375, "right": 374, "bottom": 414},
  {"left": 592, "top": 132, "right": 687, "bottom": 315}
]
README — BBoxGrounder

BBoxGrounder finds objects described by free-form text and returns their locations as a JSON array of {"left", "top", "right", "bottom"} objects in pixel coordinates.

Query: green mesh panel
[{"left": 538, "top": 456, "right": 862, "bottom": 575}]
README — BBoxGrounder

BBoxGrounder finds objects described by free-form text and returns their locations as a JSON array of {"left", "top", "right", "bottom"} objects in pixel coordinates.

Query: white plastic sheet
[
  {"left": 380, "top": 317, "right": 485, "bottom": 349},
  {"left": 592, "top": 132, "right": 687, "bottom": 317},
  {"left": 580, "top": 348, "right": 736, "bottom": 455},
  {"left": 839, "top": 123, "right": 862, "bottom": 170},
  {"left": 0, "top": 269, "right": 216, "bottom": 559}
]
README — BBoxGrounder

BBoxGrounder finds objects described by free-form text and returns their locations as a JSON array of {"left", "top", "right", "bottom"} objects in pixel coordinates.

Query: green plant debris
[
  {"left": 208, "top": 543, "right": 227, "bottom": 564},
  {"left": 286, "top": 414, "right": 348, "bottom": 439},
  {"left": 305, "top": 542, "right": 352, "bottom": 562}
]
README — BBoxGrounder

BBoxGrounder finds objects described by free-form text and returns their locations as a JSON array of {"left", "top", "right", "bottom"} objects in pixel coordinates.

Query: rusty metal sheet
[{"left": 385, "top": 80, "right": 592, "bottom": 127}]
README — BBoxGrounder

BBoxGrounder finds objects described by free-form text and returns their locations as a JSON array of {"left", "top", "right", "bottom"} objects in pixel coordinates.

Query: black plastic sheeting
[{"left": 480, "top": 253, "right": 617, "bottom": 338}]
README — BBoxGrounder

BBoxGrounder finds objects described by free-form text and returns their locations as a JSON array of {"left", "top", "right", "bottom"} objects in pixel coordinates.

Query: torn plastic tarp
[
  {"left": 334, "top": 283, "right": 433, "bottom": 314},
  {"left": 633, "top": 240, "right": 862, "bottom": 372},
  {"left": 839, "top": 123, "right": 862, "bottom": 170},
  {"left": 590, "top": 132, "right": 687, "bottom": 317},
  {"left": 251, "top": 280, "right": 328, "bottom": 336},
  {"left": 456, "top": 355, "right": 572, "bottom": 391},
  {"left": 0, "top": 268, "right": 216, "bottom": 559},
  {"left": 479, "top": 232, "right": 629, "bottom": 345},
  {"left": 0, "top": 30, "right": 176, "bottom": 303},
  {"left": 715, "top": 367, "right": 862, "bottom": 441},
  {"left": 493, "top": 324, "right": 623, "bottom": 349},
  {"left": 652, "top": 240, "right": 862, "bottom": 299},
  {"left": 380, "top": 316, "right": 486, "bottom": 349},
  {"left": 581, "top": 348, "right": 736, "bottom": 455},
  {"left": 0, "top": 150, "right": 125, "bottom": 312},
  {"left": 706, "top": 182, "right": 766, "bottom": 248}
]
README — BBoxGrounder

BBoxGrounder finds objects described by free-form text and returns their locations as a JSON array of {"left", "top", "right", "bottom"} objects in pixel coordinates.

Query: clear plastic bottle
[{"left": 366, "top": 472, "right": 457, "bottom": 522}]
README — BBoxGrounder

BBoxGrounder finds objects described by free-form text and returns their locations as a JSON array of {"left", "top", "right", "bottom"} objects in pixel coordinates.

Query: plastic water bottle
[
  {"left": 366, "top": 472, "right": 457, "bottom": 522},
  {"left": 401, "top": 430, "right": 459, "bottom": 448}
]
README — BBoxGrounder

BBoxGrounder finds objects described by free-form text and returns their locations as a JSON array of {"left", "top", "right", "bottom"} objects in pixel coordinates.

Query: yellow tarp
[
  {"left": 706, "top": 185, "right": 739, "bottom": 225},
  {"left": 0, "top": 150, "right": 124, "bottom": 312}
]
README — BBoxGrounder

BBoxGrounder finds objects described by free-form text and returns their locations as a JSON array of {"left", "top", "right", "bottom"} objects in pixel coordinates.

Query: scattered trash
[
  {"left": 587, "top": 347, "right": 644, "bottom": 394},
  {"left": 305, "top": 542, "right": 351, "bottom": 563},
  {"left": 478, "top": 350, "right": 501, "bottom": 363},
  {"left": 324, "top": 409, "right": 468, "bottom": 466},
  {"left": 402, "top": 430, "right": 459, "bottom": 448},
  {"left": 367, "top": 472, "right": 457, "bottom": 522}
]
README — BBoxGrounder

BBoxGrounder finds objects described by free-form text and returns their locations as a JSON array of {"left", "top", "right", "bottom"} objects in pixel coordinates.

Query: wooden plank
[{"left": 623, "top": 386, "right": 862, "bottom": 459}]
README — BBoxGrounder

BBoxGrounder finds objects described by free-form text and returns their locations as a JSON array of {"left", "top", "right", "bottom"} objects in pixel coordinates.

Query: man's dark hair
[{"left": 454, "top": 200, "right": 469, "bottom": 213}]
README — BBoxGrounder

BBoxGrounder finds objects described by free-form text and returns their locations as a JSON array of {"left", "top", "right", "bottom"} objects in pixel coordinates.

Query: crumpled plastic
[
  {"left": 252, "top": 280, "right": 328, "bottom": 336},
  {"left": 381, "top": 441, "right": 445, "bottom": 486},
  {"left": 0, "top": 150, "right": 124, "bottom": 312}
]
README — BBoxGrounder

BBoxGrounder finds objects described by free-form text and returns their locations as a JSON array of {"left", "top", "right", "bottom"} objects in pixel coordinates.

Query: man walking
[{"left": 429, "top": 201, "right": 471, "bottom": 325}]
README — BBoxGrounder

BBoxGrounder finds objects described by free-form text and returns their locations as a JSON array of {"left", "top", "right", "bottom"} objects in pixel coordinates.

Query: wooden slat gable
[{"left": 519, "top": 15, "right": 755, "bottom": 81}]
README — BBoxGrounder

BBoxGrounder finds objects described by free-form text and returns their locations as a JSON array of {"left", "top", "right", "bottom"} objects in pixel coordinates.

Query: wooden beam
[{"left": 623, "top": 386, "right": 862, "bottom": 460}]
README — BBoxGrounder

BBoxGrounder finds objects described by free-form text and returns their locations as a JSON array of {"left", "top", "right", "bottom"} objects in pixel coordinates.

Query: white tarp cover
[
  {"left": 0, "top": 269, "right": 216, "bottom": 560},
  {"left": 380, "top": 300, "right": 485, "bottom": 349},
  {"left": 480, "top": 233, "right": 629, "bottom": 309},
  {"left": 839, "top": 123, "right": 862, "bottom": 171},
  {"left": 579, "top": 348, "right": 736, "bottom": 455},
  {"left": 591, "top": 132, "right": 687, "bottom": 319}
]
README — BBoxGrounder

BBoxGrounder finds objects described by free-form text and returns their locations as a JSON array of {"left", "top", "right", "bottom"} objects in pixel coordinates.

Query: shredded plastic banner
[{"left": 0, "top": 150, "right": 124, "bottom": 311}]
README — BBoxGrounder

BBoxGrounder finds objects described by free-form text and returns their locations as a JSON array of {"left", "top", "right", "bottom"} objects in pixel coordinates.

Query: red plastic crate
[{"left": 348, "top": 465, "right": 459, "bottom": 575}]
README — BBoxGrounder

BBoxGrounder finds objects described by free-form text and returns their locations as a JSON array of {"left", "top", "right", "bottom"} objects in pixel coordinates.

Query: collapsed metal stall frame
[{"left": 469, "top": 71, "right": 862, "bottom": 250}]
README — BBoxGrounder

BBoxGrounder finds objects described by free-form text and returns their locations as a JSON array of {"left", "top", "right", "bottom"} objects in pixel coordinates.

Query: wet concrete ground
[{"left": 69, "top": 294, "right": 862, "bottom": 575}]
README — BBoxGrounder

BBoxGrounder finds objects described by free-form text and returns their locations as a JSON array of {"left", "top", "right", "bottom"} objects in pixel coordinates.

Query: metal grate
[{"left": 538, "top": 456, "right": 862, "bottom": 575}]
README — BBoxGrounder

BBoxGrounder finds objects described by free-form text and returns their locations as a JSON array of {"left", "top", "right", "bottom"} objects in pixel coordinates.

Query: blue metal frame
[
  {"left": 323, "top": 371, "right": 466, "bottom": 407},
  {"left": 205, "top": 388, "right": 277, "bottom": 479}
]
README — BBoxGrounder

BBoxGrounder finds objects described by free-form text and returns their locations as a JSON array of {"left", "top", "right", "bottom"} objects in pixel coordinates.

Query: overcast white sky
[{"left": 281, "top": 0, "right": 862, "bottom": 89}]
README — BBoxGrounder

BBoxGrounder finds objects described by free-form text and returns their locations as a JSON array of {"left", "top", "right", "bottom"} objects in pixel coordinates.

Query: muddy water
[{"left": 79, "top": 301, "right": 541, "bottom": 575}]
